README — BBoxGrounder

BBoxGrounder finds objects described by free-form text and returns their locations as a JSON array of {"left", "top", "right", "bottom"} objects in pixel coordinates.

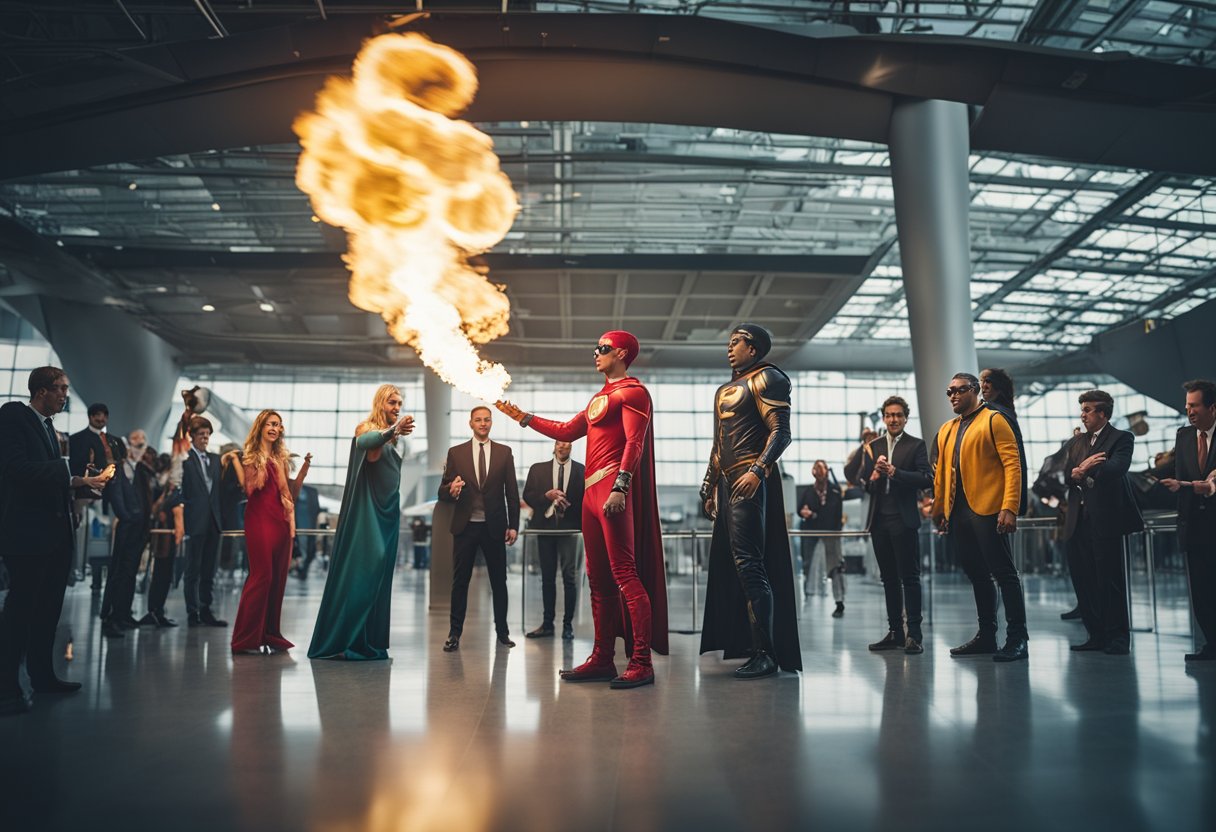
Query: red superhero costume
[{"left": 508, "top": 333, "right": 668, "bottom": 688}]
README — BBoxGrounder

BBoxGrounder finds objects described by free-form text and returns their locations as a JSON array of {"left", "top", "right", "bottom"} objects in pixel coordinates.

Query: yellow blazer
[{"left": 932, "top": 407, "right": 1022, "bottom": 521}]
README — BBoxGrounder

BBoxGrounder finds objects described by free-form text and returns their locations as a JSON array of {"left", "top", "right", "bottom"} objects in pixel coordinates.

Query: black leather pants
[{"left": 719, "top": 475, "right": 774, "bottom": 654}]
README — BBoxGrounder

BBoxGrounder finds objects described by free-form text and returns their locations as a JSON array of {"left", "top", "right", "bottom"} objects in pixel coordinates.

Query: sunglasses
[
  {"left": 593, "top": 344, "right": 617, "bottom": 356},
  {"left": 945, "top": 385, "right": 975, "bottom": 398}
]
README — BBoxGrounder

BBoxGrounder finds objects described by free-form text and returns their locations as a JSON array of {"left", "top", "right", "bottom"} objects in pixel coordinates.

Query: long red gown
[{"left": 231, "top": 461, "right": 293, "bottom": 652}]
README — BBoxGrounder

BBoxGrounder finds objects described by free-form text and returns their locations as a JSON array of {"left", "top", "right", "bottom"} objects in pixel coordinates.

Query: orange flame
[{"left": 294, "top": 33, "right": 517, "bottom": 401}]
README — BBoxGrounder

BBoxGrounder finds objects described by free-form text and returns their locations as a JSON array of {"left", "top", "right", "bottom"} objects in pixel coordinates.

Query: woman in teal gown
[{"left": 309, "top": 384, "right": 414, "bottom": 660}]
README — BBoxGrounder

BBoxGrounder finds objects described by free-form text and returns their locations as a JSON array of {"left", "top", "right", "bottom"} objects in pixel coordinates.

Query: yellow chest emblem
[
  {"left": 717, "top": 384, "right": 745, "bottom": 417},
  {"left": 587, "top": 395, "right": 609, "bottom": 422}
]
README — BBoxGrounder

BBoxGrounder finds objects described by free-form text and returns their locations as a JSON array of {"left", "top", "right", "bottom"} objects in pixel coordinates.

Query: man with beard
[
  {"left": 497, "top": 331, "right": 668, "bottom": 689},
  {"left": 698, "top": 324, "right": 801, "bottom": 678}
]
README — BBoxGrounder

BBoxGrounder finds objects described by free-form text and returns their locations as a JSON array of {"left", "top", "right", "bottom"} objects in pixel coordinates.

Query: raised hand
[
  {"left": 394, "top": 415, "right": 415, "bottom": 436},
  {"left": 449, "top": 475, "right": 465, "bottom": 499},
  {"left": 495, "top": 400, "right": 526, "bottom": 423}
]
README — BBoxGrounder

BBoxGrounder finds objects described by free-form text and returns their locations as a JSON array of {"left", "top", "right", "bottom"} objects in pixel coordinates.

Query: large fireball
[{"left": 294, "top": 33, "right": 517, "bottom": 401}]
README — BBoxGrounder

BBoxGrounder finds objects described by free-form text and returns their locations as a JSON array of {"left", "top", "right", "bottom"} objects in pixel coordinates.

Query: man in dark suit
[
  {"left": 1154, "top": 379, "right": 1216, "bottom": 662},
  {"left": 1063, "top": 390, "right": 1144, "bottom": 655},
  {"left": 798, "top": 460, "right": 845, "bottom": 612},
  {"left": 68, "top": 402, "right": 124, "bottom": 479},
  {"left": 98, "top": 436, "right": 150, "bottom": 638},
  {"left": 68, "top": 402, "right": 125, "bottom": 589},
  {"left": 181, "top": 416, "right": 227, "bottom": 628},
  {"left": 437, "top": 405, "right": 520, "bottom": 652},
  {"left": 0, "top": 367, "right": 109, "bottom": 715},
  {"left": 847, "top": 396, "right": 934, "bottom": 654},
  {"left": 522, "top": 440, "right": 585, "bottom": 640}
]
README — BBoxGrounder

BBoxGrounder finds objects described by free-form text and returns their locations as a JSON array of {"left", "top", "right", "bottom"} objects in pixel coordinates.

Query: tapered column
[
  {"left": 424, "top": 369, "right": 453, "bottom": 610},
  {"left": 888, "top": 98, "right": 978, "bottom": 437}
]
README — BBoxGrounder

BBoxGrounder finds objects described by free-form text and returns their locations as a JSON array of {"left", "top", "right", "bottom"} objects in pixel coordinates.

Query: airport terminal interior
[{"left": 1, "top": 2, "right": 1214, "bottom": 830}]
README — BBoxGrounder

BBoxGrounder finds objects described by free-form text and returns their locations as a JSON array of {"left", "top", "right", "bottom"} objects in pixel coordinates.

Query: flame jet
[{"left": 294, "top": 33, "right": 518, "bottom": 401}]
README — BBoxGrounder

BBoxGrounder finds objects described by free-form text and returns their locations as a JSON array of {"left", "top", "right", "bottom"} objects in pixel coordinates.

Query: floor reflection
[{"left": 0, "top": 574, "right": 1211, "bottom": 831}]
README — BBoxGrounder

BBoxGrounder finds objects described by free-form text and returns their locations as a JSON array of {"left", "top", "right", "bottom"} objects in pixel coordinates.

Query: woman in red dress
[{"left": 229, "top": 410, "right": 311, "bottom": 655}]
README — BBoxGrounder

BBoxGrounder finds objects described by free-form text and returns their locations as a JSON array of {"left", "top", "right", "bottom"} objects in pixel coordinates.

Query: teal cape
[{"left": 308, "top": 427, "right": 401, "bottom": 660}]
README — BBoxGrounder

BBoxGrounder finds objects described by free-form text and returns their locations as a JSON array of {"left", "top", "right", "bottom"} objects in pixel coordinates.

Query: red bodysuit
[{"left": 527, "top": 377, "right": 669, "bottom": 675}]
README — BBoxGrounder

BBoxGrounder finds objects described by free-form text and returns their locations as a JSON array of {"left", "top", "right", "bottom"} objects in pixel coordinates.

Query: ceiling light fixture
[
  {"left": 258, "top": 301, "right": 275, "bottom": 313},
  {"left": 211, "top": 202, "right": 221, "bottom": 211},
  {"left": 128, "top": 182, "right": 138, "bottom": 191},
  {"left": 201, "top": 304, "right": 216, "bottom": 312}
]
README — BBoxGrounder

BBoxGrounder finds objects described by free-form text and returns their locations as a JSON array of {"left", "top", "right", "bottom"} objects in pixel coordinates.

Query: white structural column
[
  {"left": 888, "top": 98, "right": 978, "bottom": 436},
  {"left": 424, "top": 369, "right": 454, "bottom": 610}
]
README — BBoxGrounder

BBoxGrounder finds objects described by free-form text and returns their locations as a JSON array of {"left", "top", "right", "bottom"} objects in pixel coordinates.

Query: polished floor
[{"left": 1, "top": 563, "right": 1213, "bottom": 832}]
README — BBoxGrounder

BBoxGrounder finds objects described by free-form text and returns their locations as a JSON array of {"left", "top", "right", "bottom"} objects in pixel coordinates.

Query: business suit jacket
[
  {"left": 182, "top": 449, "right": 222, "bottom": 536},
  {"left": 437, "top": 440, "right": 521, "bottom": 536},
  {"left": 933, "top": 409, "right": 1022, "bottom": 522},
  {"left": 797, "top": 483, "right": 843, "bottom": 532},
  {"left": 1153, "top": 425, "right": 1216, "bottom": 544},
  {"left": 846, "top": 433, "right": 933, "bottom": 530},
  {"left": 1063, "top": 426, "right": 1144, "bottom": 540},
  {"left": 0, "top": 401, "right": 73, "bottom": 558},
  {"left": 106, "top": 462, "right": 144, "bottom": 526},
  {"left": 68, "top": 428, "right": 124, "bottom": 477},
  {"left": 522, "top": 458, "right": 585, "bottom": 531}
]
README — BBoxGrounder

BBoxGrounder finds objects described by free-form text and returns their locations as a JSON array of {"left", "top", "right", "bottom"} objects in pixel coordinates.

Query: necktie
[
  {"left": 478, "top": 442, "right": 487, "bottom": 487},
  {"left": 100, "top": 433, "right": 114, "bottom": 465},
  {"left": 43, "top": 418, "right": 59, "bottom": 456},
  {"left": 1090, "top": 432, "right": 1097, "bottom": 447},
  {"left": 1200, "top": 430, "right": 1210, "bottom": 473},
  {"left": 556, "top": 462, "right": 566, "bottom": 519}
]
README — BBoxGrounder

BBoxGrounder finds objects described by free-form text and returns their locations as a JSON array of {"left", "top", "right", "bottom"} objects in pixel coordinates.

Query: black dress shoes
[
  {"left": 101, "top": 619, "right": 125, "bottom": 639},
  {"left": 868, "top": 631, "right": 904, "bottom": 651},
  {"left": 138, "top": 612, "right": 158, "bottom": 627},
  {"left": 1104, "top": 639, "right": 1130, "bottom": 655},
  {"left": 497, "top": 634, "right": 516, "bottom": 648},
  {"left": 443, "top": 636, "right": 460, "bottom": 652},
  {"left": 153, "top": 612, "right": 178, "bottom": 628},
  {"left": 562, "top": 623, "right": 574, "bottom": 640},
  {"left": 31, "top": 678, "right": 82, "bottom": 694},
  {"left": 187, "top": 613, "right": 202, "bottom": 627},
  {"left": 200, "top": 610, "right": 228, "bottom": 627},
  {"left": 117, "top": 615, "right": 141, "bottom": 630},
  {"left": 1060, "top": 607, "right": 1082, "bottom": 621},
  {"left": 1185, "top": 647, "right": 1216, "bottom": 662},
  {"left": 904, "top": 637, "right": 924, "bottom": 655},
  {"left": 525, "top": 625, "right": 555, "bottom": 639},
  {"left": 993, "top": 638, "right": 1029, "bottom": 663},
  {"left": 832, "top": 602, "right": 845, "bottom": 618},
  {"left": 734, "top": 651, "right": 778, "bottom": 680},
  {"left": 0, "top": 691, "right": 31, "bottom": 716},
  {"left": 950, "top": 633, "right": 998, "bottom": 656},
  {"left": 1070, "top": 638, "right": 1107, "bottom": 652}
]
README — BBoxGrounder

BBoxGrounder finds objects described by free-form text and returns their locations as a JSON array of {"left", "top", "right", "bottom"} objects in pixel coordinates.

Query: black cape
[{"left": 699, "top": 466, "right": 802, "bottom": 672}]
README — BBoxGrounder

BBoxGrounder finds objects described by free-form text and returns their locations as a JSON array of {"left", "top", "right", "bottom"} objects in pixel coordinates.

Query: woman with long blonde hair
[
  {"left": 309, "top": 384, "right": 414, "bottom": 660},
  {"left": 228, "top": 410, "right": 311, "bottom": 654}
]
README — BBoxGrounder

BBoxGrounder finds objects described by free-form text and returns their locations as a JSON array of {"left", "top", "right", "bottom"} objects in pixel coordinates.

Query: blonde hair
[
  {"left": 357, "top": 383, "right": 402, "bottom": 435},
  {"left": 243, "top": 409, "right": 293, "bottom": 490}
]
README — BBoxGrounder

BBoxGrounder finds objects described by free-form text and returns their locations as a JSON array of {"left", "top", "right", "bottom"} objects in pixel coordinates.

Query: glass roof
[
  {"left": 1, "top": 121, "right": 1211, "bottom": 355},
  {"left": 1, "top": 1, "right": 1211, "bottom": 77}
]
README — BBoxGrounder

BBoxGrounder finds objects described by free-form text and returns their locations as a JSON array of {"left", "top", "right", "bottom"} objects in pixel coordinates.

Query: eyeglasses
[
  {"left": 945, "top": 386, "right": 975, "bottom": 398},
  {"left": 593, "top": 344, "right": 616, "bottom": 356}
]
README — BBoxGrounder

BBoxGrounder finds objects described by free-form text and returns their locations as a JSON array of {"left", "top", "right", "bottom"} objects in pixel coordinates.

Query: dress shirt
[
  {"left": 471, "top": 439, "right": 492, "bottom": 485},
  {"left": 545, "top": 456, "right": 570, "bottom": 519},
  {"left": 193, "top": 447, "right": 212, "bottom": 490}
]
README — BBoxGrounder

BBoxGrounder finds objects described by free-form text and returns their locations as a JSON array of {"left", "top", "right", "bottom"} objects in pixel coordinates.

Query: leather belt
[{"left": 585, "top": 464, "right": 618, "bottom": 489}]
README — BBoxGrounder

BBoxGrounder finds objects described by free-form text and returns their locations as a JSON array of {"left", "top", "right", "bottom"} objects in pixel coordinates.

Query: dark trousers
[
  {"left": 537, "top": 533, "right": 578, "bottom": 627},
  {"left": 1186, "top": 522, "right": 1216, "bottom": 649},
  {"left": 871, "top": 512, "right": 923, "bottom": 641},
  {"left": 1068, "top": 514, "right": 1129, "bottom": 644},
  {"left": 952, "top": 495, "right": 1028, "bottom": 641},
  {"left": 147, "top": 552, "right": 173, "bottom": 614},
  {"left": 449, "top": 522, "right": 510, "bottom": 638},
  {"left": 183, "top": 523, "right": 220, "bottom": 617},
  {"left": 719, "top": 476, "right": 774, "bottom": 652},
  {"left": 0, "top": 549, "right": 71, "bottom": 691},
  {"left": 100, "top": 522, "right": 147, "bottom": 622}
]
